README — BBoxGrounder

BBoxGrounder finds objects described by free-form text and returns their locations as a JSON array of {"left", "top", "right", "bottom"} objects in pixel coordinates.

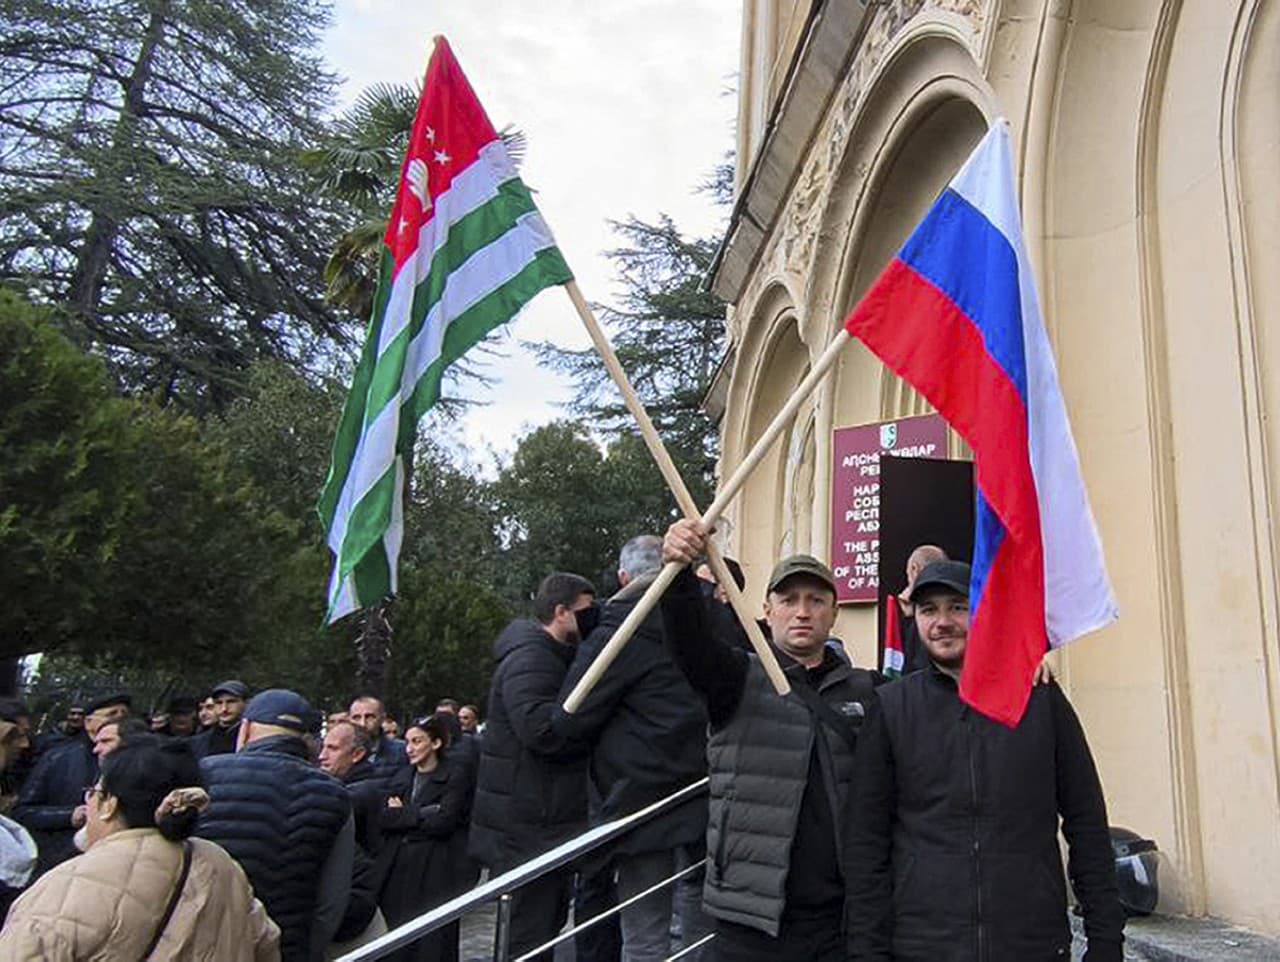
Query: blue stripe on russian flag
[
  {"left": 971, "top": 491, "right": 1003, "bottom": 615},
  {"left": 897, "top": 188, "right": 1029, "bottom": 406}
]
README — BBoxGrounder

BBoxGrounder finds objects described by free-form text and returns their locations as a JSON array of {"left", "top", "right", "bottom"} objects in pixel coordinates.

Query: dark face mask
[{"left": 574, "top": 603, "right": 601, "bottom": 640}]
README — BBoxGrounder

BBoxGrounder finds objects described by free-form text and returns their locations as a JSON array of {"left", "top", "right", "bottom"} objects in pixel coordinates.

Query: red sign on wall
[{"left": 829, "top": 414, "right": 949, "bottom": 603}]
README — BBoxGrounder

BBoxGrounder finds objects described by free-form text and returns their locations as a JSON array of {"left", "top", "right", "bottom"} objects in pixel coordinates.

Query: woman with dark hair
[
  {"left": 378, "top": 713, "right": 474, "bottom": 962},
  {"left": 0, "top": 739, "right": 279, "bottom": 961}
]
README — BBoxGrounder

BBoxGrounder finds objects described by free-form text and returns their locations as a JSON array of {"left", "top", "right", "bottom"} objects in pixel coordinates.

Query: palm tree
[{"left": 305, "top": 82, "right": 526, "bottom": 320}]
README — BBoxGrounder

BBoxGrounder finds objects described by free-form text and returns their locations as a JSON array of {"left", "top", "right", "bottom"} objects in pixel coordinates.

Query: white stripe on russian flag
[{"left": 950, "top": 123, "right": 1118, "bottom": 646}]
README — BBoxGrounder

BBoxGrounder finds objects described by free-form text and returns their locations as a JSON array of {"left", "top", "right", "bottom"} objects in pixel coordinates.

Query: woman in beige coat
[{"left": 0, "top": 738, "right": 280, "bottom": 961}]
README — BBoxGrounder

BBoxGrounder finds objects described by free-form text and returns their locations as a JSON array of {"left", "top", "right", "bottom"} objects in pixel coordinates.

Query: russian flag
[
  {"left": 845, "top": 121, "right": 1118, "bottom": 725},
  {"left": 881, "top": 594, "right": 905, "bottom": 679}
]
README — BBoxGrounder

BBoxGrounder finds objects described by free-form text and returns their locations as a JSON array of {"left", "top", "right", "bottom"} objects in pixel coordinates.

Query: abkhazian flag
[
  {"left": 318, "top": 36, "right": 572, "bottom": 622},
  {"left": 845, "top": 121, "right": 1118, "bottom": 725},
  {"left": 881, "top": 594, "right": 904, "bottom": 678}
]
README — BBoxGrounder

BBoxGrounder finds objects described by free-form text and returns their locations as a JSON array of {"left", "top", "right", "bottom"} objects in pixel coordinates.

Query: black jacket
[
  {"left": 344, "top": 757, "right": 387, "bottom": 856},
  {"left": 467, "top": 619, "right": 589, "bottom": 870},
  {"left": 379, "top": 758, "right": 475, "bottom": 962},
  {"left": 14, "top": 734, "right": 96, "bottom": 876},
  {"left": 554, "top": 573, "right": 709, "bottom": 856},
  {"left": 199, "top": 735, "right": 353, "bottom": 962},
  {"left": 189, "top": 720, "right": 241, "bottom": 759},
  {"left": 845, "top": 664, "right": 1125, "bottom": 962}
]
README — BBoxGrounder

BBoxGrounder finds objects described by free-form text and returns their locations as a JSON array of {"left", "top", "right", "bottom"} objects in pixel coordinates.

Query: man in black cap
[
  {"left": 15, "top": 692, "right": 131, "bottom": 876},
  {"left": 160, "top": 694, "right": 200, "bottom": 737},
  {"left": 190, "top": 679, "right": 248, "bottom": 758},
  {"left": 845, "top": 560, "right": 1125, "bottom": 961},
  {"left": 660, "top": 519, "right": 881, "bottom": 962},
  {"left": 199, "top": 688, "right": 353, "bottom": 962}
]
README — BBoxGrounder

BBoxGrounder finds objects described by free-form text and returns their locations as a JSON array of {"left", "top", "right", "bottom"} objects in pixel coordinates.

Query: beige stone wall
[{"left": 720, "top": 0, "right": 1280, "bottom": 934}]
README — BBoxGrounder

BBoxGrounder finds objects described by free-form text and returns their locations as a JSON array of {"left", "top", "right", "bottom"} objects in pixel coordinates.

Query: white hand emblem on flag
[{"left": 406, "top": 157, "right": 431, "bottom": 213}]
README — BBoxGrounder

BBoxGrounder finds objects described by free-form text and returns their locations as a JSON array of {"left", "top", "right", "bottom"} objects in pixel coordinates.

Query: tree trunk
[
  {"left": 354, "top": 601, "right": 392, "bottom": 698},
  {"left": 67, "top": 0, "right": 170, "bottom": 323}
]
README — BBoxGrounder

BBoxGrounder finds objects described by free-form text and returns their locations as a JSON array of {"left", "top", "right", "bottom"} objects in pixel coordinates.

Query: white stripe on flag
[
  {"left": 325, "top": 400, "right": 401, "bottom": 556},
  {"left": 328, "top": 571, "right": 358, "bottom": 623},
  {"left": 377, "top": 140, "right": 517, "bottom": 356},
  {"left": 950, "top": 123, "right": 1118, "bottom": 645},
  {"left": 399, "top": 211, "right": 559, "bottom": 398},
  {"left": 385, "top": 456, "right": 406, "bottom": 595},
  {"left": 325, "top": 213, "right": 560, "bottom": 569}
]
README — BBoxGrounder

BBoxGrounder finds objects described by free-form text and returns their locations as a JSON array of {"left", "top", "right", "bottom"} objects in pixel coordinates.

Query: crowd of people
[{"left": 0, "top": 517, "right": 1127, "bottom": 961}]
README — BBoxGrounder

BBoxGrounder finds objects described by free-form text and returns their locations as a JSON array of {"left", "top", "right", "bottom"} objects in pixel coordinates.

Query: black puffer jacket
[
  {"left": 845, "top": 664, "right": 1125, "bottom": 962},
  {"left": 554, "top": 573, "right": 708, "bottom": 856},
  {"left": 199, "top": 735, "right": 352, "bottom": 962},
  {"left": 468, "top": 619, "right": 589, "bottom": 871}
]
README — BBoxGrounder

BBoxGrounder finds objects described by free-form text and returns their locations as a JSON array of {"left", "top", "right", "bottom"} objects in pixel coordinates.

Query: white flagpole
[
  {"left": 560, "top": 281, "right": 790, "bottom": 704},
  {"left": 563, "top": 326, "right": 853, "bottom": 713}
]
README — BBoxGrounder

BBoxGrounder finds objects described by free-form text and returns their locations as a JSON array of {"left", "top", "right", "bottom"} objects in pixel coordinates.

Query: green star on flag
[{"left": 318, "top": 36, "right": 572, "bottom": 622}]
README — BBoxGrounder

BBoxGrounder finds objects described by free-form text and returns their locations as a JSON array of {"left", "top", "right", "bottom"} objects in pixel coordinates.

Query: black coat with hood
[
  {"left": 553, "top": 573, "right": 708, "bottom": 857},
  {"left": 467, "top": 618, "right": 589, "bottom": 870}
]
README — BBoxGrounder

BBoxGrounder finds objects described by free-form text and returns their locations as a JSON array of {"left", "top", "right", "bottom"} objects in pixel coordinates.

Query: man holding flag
[{"left": 842, "top": 122, "right": 1123, "bottom": 959}]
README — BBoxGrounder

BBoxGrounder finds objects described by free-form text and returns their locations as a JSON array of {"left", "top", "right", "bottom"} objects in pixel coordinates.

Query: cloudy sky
[{"left": 322, "top": 2, "right": 742, "bottom": 459}]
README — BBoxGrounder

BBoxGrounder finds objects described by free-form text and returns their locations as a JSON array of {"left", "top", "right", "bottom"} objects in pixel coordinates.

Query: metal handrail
[
  {"left": 514, "top": 861, "right": 703, "bottom": 961},
  {"left": 336, "top": 776, "right": 710, "bottom": 961}
]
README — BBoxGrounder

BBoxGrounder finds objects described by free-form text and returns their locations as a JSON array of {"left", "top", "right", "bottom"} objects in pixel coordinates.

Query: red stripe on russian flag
[{"left": 846, "top": 259, "right": 1048, "bottom": 725}]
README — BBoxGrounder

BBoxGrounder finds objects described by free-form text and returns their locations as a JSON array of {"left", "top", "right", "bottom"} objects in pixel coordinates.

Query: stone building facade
[{"left": 708, "top": 0, "right": 1279, "bottom": 934}]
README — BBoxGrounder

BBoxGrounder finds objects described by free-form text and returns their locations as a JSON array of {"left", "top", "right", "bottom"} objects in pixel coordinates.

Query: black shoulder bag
[{"left": 140, "top": 839, "right": 193, "bottom": 960}]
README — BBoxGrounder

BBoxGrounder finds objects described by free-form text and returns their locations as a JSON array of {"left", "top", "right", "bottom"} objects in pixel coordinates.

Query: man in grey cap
[
  {"left": 199, "top": 688, "right": 353, "bottom": 962},
  {"left": 190, "top": 679, "right": 248, "bottom": 759},
  {"left": 661, "top": 519, "right": 882, "bottom": 962}
]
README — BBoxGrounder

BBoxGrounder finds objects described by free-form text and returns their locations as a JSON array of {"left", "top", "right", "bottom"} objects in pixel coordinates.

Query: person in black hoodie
[
  {"left": 845, "top": 560, "right": 1125, "bottom": 962},
  {"left": 554, "top": 535, "right": 712, "bottom": 962},
  {"left": 468, "top": 572, "right": 596, "bottom": 962}
]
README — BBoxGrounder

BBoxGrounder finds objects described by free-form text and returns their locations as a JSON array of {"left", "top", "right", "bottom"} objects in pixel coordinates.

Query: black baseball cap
[
  {"left": 767, "top": 554, "right": 838, "bottom": 597},
  {"left": 209, "top": 680, "right": 249, "bottom": 699},
  {"left": 909, "top": 560, "right": 972, "bottom": 602},
  {"left": 85, "top": 692, "right": 132, "bottom": 714},
  {"left": 243, "top": 688, "right": 319, "bottom": 734}
]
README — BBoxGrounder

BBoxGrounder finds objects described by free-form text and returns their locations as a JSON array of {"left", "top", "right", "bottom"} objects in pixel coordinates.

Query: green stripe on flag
[
  {"left": 333, "top": 461, "right": 400, "bottom": 588},
  {"left": 319, "top": 171, "right": 573, "bottom": 622},
  {"left": 360, "top": 181, "right": 546, "bottom": 427},
  {"left": 400, "top": 246, "right": 572, "bottom": 444},
  {"left": 318, "top": 249, "right": 395, "bottom": 532}
]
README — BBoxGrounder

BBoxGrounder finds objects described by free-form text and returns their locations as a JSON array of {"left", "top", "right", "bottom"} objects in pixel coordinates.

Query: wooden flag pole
[
  {"left": 563, "top": 323, "right": 853, "bottom": 713},
  {"left": 561, "top": 281, "right": 790, "bottom": 702}
]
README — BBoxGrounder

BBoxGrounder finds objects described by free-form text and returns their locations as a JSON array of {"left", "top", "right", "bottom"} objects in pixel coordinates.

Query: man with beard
[
  {"left": 349, "top": 695, "right": 408, "bottom": 776},
  {"left": 469, "top": 572, "right": 596, "bottom": 962},
  {"left": 190, "top": 680, "right": 248, "bottom": 758},
  {"left": 845, "top": 560, "right": 1124, "bottom": 961}
]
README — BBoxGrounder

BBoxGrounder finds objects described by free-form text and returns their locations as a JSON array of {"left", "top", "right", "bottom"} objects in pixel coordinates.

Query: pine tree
[
  {"left": 532, "top": 214, "right": 727, "bottom": 509},
  {"left": 0, "top": 0, "right": 350, "bottom": 409}
]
